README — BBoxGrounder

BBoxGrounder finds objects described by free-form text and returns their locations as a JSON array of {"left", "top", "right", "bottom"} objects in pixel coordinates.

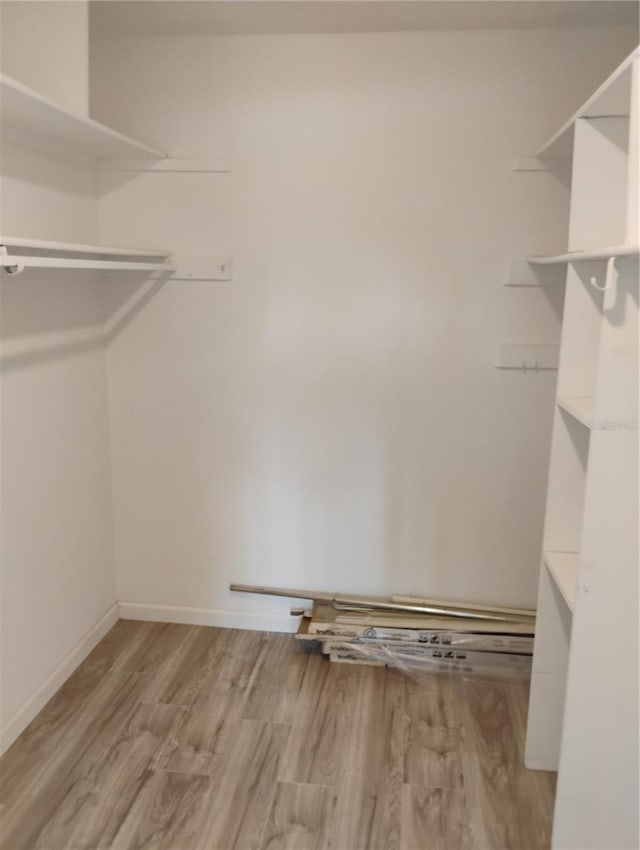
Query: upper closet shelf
[
  {"left": 536, "top": 47, "right": 638, "bottom": 159},
  {"left": 0, "top": 236, "right": 171, "bottom": 258},
  {"left": 528, "top": 244, "right": 639, "bottom": 265},
  {"left": 0, "top": 74, "right": 166, "bottom": 160}
]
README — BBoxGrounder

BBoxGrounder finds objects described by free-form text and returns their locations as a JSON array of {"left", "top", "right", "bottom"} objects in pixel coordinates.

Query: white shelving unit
[
  {"left": 0, "top": 73, "right": 165, "bottom": 161},
  {"left": 525, "top": 47, "right": 639, "bottom": 850}
]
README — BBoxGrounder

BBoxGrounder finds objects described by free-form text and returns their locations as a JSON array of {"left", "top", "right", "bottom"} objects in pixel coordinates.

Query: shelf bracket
[{"left": 494, "top": 342, "right": 559, "bottom": 371}]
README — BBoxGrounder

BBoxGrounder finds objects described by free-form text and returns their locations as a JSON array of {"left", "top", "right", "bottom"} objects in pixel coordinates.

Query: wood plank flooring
[{"left": 0, "top": 621, "right": 556, "bottom": 850}]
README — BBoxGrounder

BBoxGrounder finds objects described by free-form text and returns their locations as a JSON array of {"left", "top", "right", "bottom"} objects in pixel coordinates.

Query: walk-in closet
[{"left": 1, "top": 3, "right": 638, "bottom": 848}]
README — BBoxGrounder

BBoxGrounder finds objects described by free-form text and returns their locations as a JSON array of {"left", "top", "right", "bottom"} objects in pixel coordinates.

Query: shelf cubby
[
  {"left": 568, "top": 116, "right": 630, "bottom": 252},
  {"left": 537, "top": 48, "right": 637, "bottom": 159},
  {"left": 556, "top": 395, "right": 593, "bottom": 429},
  {"left": 555, "top": 264, "right": 604, "bottom": 407},
  {"left": 544, "top": 551, "right": 579, "bottom": 612},
  {"left": 543, "top": 410, "right": 590, "bottom": 556}
]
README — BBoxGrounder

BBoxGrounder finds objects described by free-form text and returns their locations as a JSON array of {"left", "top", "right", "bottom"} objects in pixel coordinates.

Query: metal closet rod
[
  {"left": 0, "top": 255, "right": 176, "bottom": 274},
  {"left": 330, "top": 598, "right": 530, "bottom": 623}
]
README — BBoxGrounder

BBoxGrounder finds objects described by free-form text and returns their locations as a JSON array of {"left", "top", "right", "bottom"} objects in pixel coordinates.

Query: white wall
[
  {"left": 0, "top": 0, "right": 89, "bottom": 113},
  {"left": 0, "top": 63, "right": 115, "bottom": 752},
  {"left": 91, "top": 28, "right": 637, "bottom": 626}
]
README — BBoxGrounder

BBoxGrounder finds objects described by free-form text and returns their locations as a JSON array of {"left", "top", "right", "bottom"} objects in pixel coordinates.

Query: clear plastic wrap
[{"left": 318, "top": 640, "right": 532, "bottom": 679}]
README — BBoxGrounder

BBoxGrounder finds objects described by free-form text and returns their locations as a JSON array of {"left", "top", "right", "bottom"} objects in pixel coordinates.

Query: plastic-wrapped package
[
  {"left": 326, "top": 630, "right": 532, "bottom": 654},
  {"left": 296, "top": 615, "right": 533, "bottom": 654},
  {"left": 323, "top": 641, "right": 532, "bottom": 679}
]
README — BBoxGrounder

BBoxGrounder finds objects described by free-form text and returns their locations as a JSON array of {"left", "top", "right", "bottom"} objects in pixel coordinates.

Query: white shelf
[
  {"left": 557, "top": 395, "right": 593, "bottom": 428},
  {"left": 528, "top": 244, "right": 639, "bottom": 265},
  {"left": 0, "top": 74, "right": 165, "bottom": 160},
  {"left": 544, "top": 552, "right": 579, "bottom": 612},
  {"left": 537, "top": 47, "right": 638, "bottom": 158},
  {"left": 0, "top": 236, "right": 171, "bottom": 259}
]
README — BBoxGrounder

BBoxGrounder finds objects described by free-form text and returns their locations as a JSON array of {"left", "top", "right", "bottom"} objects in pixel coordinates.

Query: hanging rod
[{"left": 0, "top": 255, "right": 175, "bottom": 275}]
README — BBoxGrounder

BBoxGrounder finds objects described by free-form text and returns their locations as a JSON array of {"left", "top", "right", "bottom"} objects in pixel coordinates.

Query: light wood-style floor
[{"left": 0, "top": 621, "right": 556, "bottom": 850}]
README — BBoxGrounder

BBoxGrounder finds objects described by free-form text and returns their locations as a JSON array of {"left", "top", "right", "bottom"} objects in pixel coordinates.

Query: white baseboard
[
  {"left": 525, "top": 755, "right": 559, "bottom": 772},
  {"left": 0, "top": 602, "right": 120, "bottom": 756},
  {"left": 119, "top": 602, "right": 299, "bottom": 633}
]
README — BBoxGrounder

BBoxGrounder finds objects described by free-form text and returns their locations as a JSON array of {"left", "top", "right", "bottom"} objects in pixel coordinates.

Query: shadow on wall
[
  {"left": 0, "top": 142, "right": 97, "bottom": 196},
  {"left": 0, "top": 271, "right": 167, "bottom": 372}
]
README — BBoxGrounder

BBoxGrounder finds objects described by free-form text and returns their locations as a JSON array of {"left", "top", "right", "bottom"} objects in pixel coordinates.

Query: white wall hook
[{"left": 590, "top": 255, "right": 617, "bottom": 291}]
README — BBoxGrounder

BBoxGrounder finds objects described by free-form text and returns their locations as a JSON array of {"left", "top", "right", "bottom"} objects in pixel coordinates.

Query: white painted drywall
[
  {"left": 91, "top": 28, "right": 637, "bottom": 625},
  {"left": 0, "top": 138, "right": 116, "bottom": 751},
  {"left": 0, "top": 0, "right": 89, "bottom": 114}
]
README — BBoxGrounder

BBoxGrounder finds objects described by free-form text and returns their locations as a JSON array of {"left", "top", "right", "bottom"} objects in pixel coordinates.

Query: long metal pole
[{"left": 0, "top": 256, "right": 175, "bottom": 273}]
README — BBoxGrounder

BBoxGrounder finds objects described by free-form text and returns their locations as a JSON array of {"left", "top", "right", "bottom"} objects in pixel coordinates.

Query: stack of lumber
[{"left": 231, "top": 583, "right": 536, "bottom": 677}]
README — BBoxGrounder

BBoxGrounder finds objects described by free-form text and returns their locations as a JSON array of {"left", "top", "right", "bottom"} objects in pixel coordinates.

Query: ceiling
[{"left": 89, "top": 1, "right": 640, "bottom": 38}]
